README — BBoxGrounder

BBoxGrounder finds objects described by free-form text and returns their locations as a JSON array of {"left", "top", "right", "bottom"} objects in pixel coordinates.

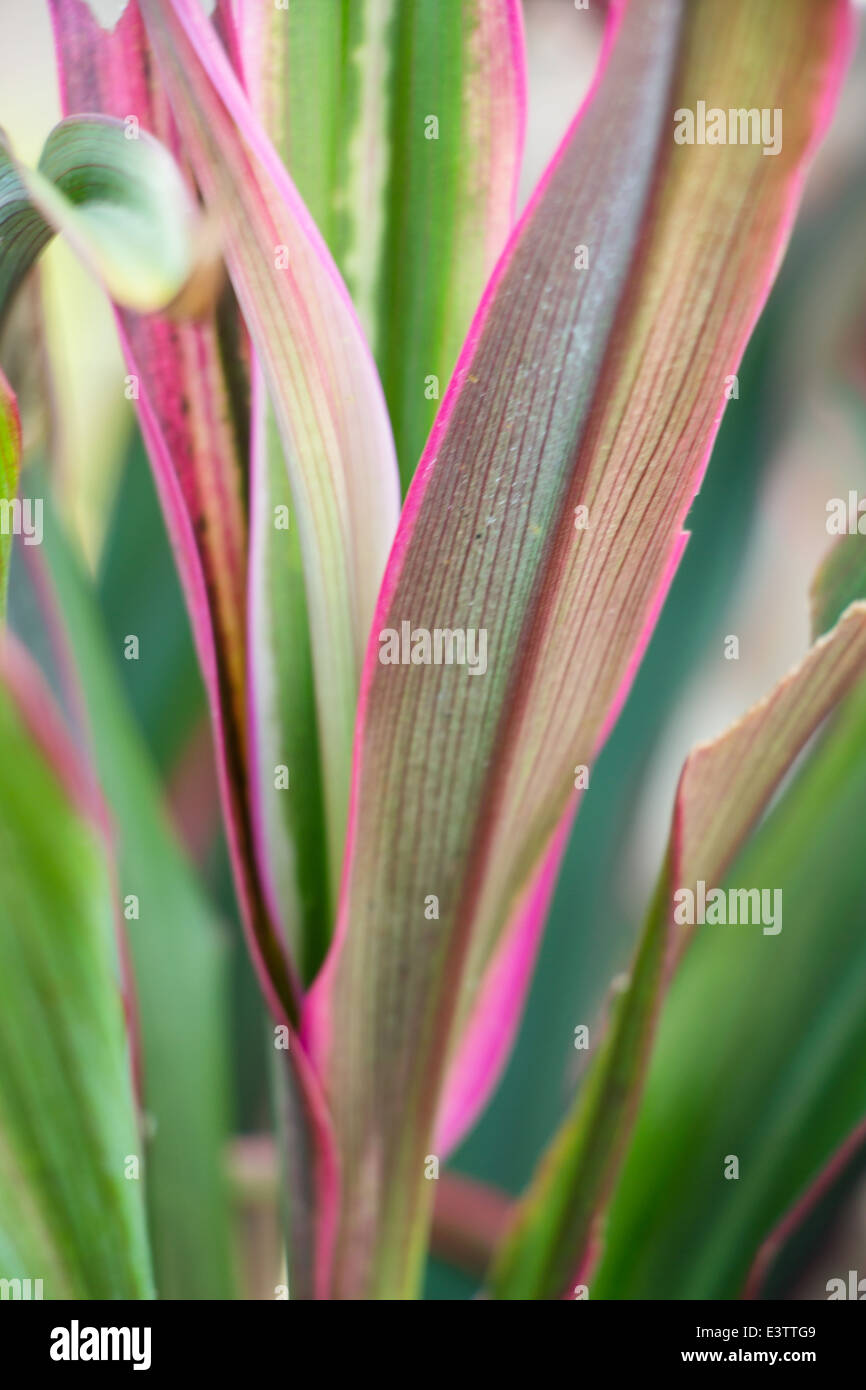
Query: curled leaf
[{"left": 0, "top": 116, "right": 203, "bottom": 320}]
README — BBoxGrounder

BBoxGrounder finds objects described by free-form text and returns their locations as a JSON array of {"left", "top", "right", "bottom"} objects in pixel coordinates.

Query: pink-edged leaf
[
  {"left": 48, "top": 0, "right": 298, "bottom": 1017},
  {"left": 670, "top": 604, "right": 866, "bottom": 943},
  {"left": 228, "top": 0, "right": 525, "bottom": 488},
  {"left": 0, "top": 633, "right": 153, "bottom": 1298},
  {"left": 435, "top": 811, "right": 572, "bottom": 1155},
  {"left": 743, "top": 1116, "right": 866, "bottom": 1299},
  {"left": 304, "top": 0, "right": 852, "bottom": 1297},
  {"left": 50, "top": 0, "right": 341, "bottom": 1295},
  {"left": 489, "top": 600, "right": 866, "bottom": 1299},
  {"left": 0, "top": 628, "right": 108, "bottom": 836},
  {"left": 139, "top": 0, "right": 401, "bottom": 898},
  {"left": 231, "top": 0, "right": 524, "bottom": 976},
  {"left": 436, "top": 532, "right": 687, "bottom": 1153},
  {"left": 594, "top": 661, "right": 866, "bottom": 1297}
]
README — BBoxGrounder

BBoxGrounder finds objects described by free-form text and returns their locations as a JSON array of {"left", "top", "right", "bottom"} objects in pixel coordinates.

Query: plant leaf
[
  {"left": 429, "top": 175, "right": 866, "bottom": 1289},
  {"left": 230, "top": 0, "right": 525, "bottom": 488},
  {"left": 0, "top": 635, "right": 153, "bottom": 1299},
  {"left": 231, "top": 0, "right": 523, "bottom": 979},
  {"left": 97, "top": 426, "right": 205, "bottom": 776},
  {"left": 735, "top": 508, "right": 866, "bottom": 1298},
  {"left": 743, "top": 1116, "right": 866, "bottom": 1298},
  {"left": 10, "top": 489, "right": 237, "bottom": 1300},
  {"left": 812, "top": 531, "right": 866, "bottom": 637},
  {"left": 487, "top": 601, "right": 866, "bottom": 1299},
  {"left": 0, "top": 368, "right": 21, "bottom": 612},
  {"left": 48, "top": 0, "right": 293, "bottom": 1017},
  {"left": 247, "top": 381, "right": 330, "bottom": 981},
  {"left": 217, "top": 1, "right": 331, "bottom": 979},
  {"left": 594, "top": 663, "right": 866, "bottom": 1298},
  {"left": 50, "top": 1, "right": 342, "bottom": 1290},
  {"left": 304, "top": 0, "right": 852, "bottom": 1297},
  {"left": 0, "top": 115, "right": 201, "bottom": 320},
  {"left": 139, "top": 0, "right": 401, "bottom": 908}
]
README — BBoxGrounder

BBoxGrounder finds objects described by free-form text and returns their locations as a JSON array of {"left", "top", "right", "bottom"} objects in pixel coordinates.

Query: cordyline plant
[{"left": 0, "top": 0, "right": 865, "bottom": 1302}]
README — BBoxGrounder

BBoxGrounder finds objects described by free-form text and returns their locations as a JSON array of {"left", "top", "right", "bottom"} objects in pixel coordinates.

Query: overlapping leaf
[
  {"left": 0, "top": 115, "right": 200, "bottom": 321},
  {"left": 9, "top": 488, "right": 236, "bottom": 1300},
  {"left": 229, "top": 0, "right": 525, "bottom": 487},
  {"left": 588, "top": 533, "right": 866, "bottom": 1301},
  {"left": 594, "top": 667, "right": 866, "bottom": 1298},
  {"left": 50, "top": 0, "right": 366, "bottom": 1292},
  {"left": 225, "top": 0, "right": 524, "bottom": 978},
  {"left": 488, "top": 601, "right": 866, "bottom": 1299},
  {"left": 0, "top": 637, "right": 152, "bottom": 1299},
  {"left": 246, "top": 388, "right": 330, "bottom": 981},
  {"left": 49, "top": 0, "right": 284, "bottom": 1011},
  {"left": 744, "top": 1116, "right": 866, "bottom": 1297},
  {"left": 303, "top": 0, "right": 852, "bottom": 1297},
  {"left": 430, "top": 177, "right": 865, "bottom": 1269},
  {"left": 138, "top": 0, "right": 401, "bottom": 924}
]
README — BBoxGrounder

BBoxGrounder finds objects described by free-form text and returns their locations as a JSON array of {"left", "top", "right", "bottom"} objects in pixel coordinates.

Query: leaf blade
[
  {"left": 234, "top": 0, "right": 524, "bottom": 977},
  {"left": 48, "top": 0, "right": 296, "bottom": 1017},
  {"left": 231, "top": 0, "right": 525, "bottom": 488},
  {"left": 13, "top": 492, "right": 238, "bottom": 1301},
  {"left": 0, "top": 637, "right": 153, "bottom": 1299},
  {"left": 140, "top": 0, "right": 401, "bottom": 901},
  {"left": 305, "top": 0, "right": 852, "bottom": 1297},
  {"left": 594, "top": 672, "right": 866, "bottom": 1298},
  {"left": 488, "top": 601, "right": 866, "bottom": 1300}
]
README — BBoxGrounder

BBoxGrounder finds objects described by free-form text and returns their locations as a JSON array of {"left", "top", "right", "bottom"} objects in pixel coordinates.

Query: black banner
[{"left": 2, "top": 1298, "right": 864, "bottom": 1375}]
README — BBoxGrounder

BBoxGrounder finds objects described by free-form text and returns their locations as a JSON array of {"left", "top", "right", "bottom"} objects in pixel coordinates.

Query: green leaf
[
  {"left": 0, "top": 115, "right": 203, "bottom": 321},
  {"left": 49, "top": 0, "right": 293, "bottom": 1022},
  {"left": 230, "top": 0, "right": 522, "bottom": 977},
  {"left": 488, "top": 603, "right": 866, "bottom": 1299},
  {"left": 14, "top": 492, "right": 238, "bottom": 1300},
  {"left": 248, "top": 394, "right": 330, "bottom": 981},
  {"left": 0, "top": 638, "right": 153, "bottom": 1299},
  {"left": 594, "top": 663, "right": 866, "bottom": 1297},
  {"left": 140, "top": 0, "right": 401, "bottom": 920},
  {"left": 97, "top": 427, "right": 205, "bottom": 777},
  {"left": 231, "top": 0, "right": 525, "bottom": 488}
]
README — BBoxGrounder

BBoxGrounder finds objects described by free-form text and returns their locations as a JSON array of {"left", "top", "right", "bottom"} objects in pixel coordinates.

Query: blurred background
[{"left": 2, "top": 0, "right": 866, "bottom": 1299}]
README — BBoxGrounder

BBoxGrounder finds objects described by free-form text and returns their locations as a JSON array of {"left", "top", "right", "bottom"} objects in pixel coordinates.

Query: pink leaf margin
[
  {"left": 434, "top": 532, "right": 688, "bottom": 1152},
  {"left": 306, "top": 0, "right": 854, "bottom": 1143},
  {"left": 742, "top": 1118, "right": 866, "bottom": 1300}
]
